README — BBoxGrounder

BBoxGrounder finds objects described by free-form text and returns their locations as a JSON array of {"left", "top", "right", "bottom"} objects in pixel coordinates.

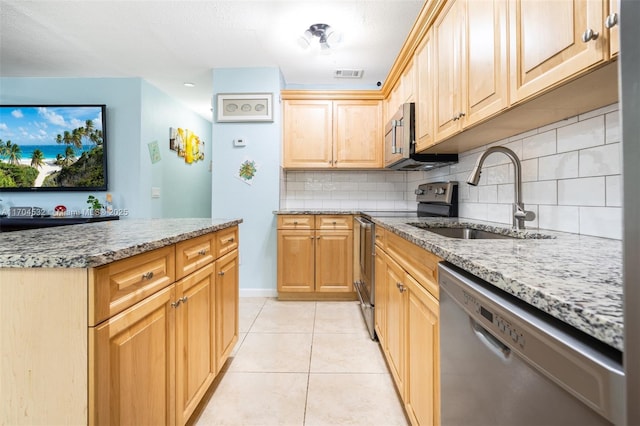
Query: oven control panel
[{"left": 415, "top": 181, "right": 457, "bottom": 204}]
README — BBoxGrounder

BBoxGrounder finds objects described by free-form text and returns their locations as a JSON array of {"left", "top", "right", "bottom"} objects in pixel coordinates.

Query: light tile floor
[{"left": 194, "top": 298, "right": 409, "bottom": 426}]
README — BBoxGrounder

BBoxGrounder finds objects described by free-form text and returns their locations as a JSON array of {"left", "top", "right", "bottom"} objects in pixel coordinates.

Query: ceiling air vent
[{"left": 334, "top": 69, "right": 364, "bottom": 78}]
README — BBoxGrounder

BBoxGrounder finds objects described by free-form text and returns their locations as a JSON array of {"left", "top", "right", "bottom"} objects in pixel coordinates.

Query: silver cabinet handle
[
  {"left": 180, "top": 296, "right": 188, "bottom": 303},
  {"left": 452, "top": 112, "right": 465, "bottom": 121},
  {"left": 396, "top": 282, "right": 406, "bottom": 293},
  {"left": 142, "top": 271, "right": 154, "bottom": 280},
  {"left": 171, "top": 300, "right": 181, "bottom": 308},
  {"left": 218, "top": 271, "right": 225, "bottom": 276},
  {"left": 605, "top": 13, "right": 618, "bottom": 29},
  {"left": 458, "top": 112, "right": 465, "bottom": 119},
  {"left": 581, "top": 28, "right": 599, "bottom": 42}
]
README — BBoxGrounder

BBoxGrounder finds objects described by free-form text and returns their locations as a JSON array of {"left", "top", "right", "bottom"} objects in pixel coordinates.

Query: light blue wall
[
  {"left": 140, "top": 81, "right": 212, "bottom": 218},
  {"left": 212, "top": 67, "right": 282, "bottom": 296},
  {"left": 0, "top": 77, "right": 211, "bottom": 218}
]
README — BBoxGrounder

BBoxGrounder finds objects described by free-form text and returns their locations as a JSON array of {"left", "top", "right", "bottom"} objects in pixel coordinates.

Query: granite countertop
[
  {"left": 275, "top": 209, "right": 359, "bottom": 215},
  {"left": 0, "top": 218, "right": 242, "bottom": 268},
  {"left": 373, "top": 217, "right": 623, "bottom": 352}
]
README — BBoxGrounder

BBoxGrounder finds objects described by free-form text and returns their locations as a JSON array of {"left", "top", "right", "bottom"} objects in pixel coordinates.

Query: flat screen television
[{"left": 0, "top": 104, "right": 108, "bottom": 191}]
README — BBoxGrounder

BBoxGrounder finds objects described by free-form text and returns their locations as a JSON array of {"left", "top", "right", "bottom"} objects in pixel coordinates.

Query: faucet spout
[{"left": 466, "top": 146, "right": 535, "bottom": 230}]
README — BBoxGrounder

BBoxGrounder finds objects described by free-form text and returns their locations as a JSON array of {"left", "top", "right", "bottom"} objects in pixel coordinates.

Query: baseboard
[{"left": 239, "top": 288, "right": 279, "bottom": 298}]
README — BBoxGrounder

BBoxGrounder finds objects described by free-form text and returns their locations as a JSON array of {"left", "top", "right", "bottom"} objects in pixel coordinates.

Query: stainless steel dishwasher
[{"left": 438, "top": 262, "right": 624, "bottom": 426}]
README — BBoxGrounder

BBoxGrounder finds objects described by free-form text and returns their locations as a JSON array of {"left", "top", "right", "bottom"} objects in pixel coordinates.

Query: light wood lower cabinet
[
  {"left": 277, "top": 215, "right": 355, "bottom": 300},
  {"left": 91, "top": 284, "right": 176, "bottom": 425},
  {"left": 215, "top": 249, "right": 239, "bottom": 372},
  {"left": 375, "top": 229, "right": 441, "bottom": 426}
]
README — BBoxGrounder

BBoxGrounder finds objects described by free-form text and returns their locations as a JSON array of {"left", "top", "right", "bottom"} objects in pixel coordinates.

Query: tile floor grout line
[{"left": 302, "top": 301, "right": 317, "bottom": 426}]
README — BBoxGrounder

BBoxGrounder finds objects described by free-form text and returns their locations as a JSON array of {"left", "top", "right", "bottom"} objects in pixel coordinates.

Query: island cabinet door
[
  {"left": 175, "top": 262, "right": 216, "bottom": 426},
  {"left": 90, "top": 284, "right": 176, "bottom": 426},
  {"left": 215, "top": 249, "right": 240, "bottom": 373}
]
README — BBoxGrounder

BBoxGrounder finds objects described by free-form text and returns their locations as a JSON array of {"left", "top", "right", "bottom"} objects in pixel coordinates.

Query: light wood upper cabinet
[
  {"left": 509, "top": 0, "right": 607, "bottom": 103},
  {"left": 434, "top": 0, "right": 463, "bottom": 141},
  {"left": 434, "top": 0, "right": 508, "bottom": 142},
  {"left": 414, "top": 28, "right": 436, "bottom": 152},
  {"left": 283, "top": 100, "right": 333, "bottom": 168},
  {"left": 283, "top": 100, "right": 382, "bottom": 169},
  {"left": 465, "top": 0, "right": 509, "bottom": 126},
  {"left": 607, "top": 0, "right": 619, "bottom": 57},
  {"left": 333, "top": 100, "right": 383, "bottom": 168}
]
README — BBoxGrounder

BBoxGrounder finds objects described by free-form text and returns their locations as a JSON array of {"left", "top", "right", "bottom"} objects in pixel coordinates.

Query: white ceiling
[{"left": 0, "top": 0, "right": 424, "bottom": 121}]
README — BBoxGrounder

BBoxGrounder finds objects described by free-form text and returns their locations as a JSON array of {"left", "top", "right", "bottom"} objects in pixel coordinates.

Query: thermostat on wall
[{"left": 234, "top": 138, "right": 247, "bottom": 147}]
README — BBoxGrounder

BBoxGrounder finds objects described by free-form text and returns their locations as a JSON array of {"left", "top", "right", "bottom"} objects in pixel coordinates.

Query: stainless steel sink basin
[
  {"left": 407, "top": 223, "right": 555, "bottom": 240},
  {"left": 421, "top": 226, "right": 515, "bottom": 239}
]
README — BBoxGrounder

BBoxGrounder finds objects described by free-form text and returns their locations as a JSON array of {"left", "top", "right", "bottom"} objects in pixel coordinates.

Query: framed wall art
[{"left": 216, "top": 93, "right": 273, "bottom": 122}]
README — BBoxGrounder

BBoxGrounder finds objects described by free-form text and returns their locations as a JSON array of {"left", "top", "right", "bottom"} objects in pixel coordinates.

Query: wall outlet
[
  {"left": 151, "top": 187, "right": 161, "bottom": 198},
  {"left": 234, "top": 138, "right": 246, "bottom": 147}
]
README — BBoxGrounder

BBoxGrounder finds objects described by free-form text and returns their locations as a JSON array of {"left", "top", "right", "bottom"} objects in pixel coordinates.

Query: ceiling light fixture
[
  {"left": 298, "top": 23, "right": 342, "bottom": 52},
  {"left": 183, "top": 82, "right": 195, "bottom": 87}
]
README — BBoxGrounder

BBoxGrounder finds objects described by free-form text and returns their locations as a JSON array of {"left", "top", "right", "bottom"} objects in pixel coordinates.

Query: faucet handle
[{"left": 514, "top": 205, "right": 536, "bottom": 221}]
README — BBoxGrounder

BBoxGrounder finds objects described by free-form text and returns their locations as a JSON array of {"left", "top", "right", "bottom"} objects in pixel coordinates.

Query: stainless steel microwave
[{"left": 384, "top": 102, "right": 458, "bottom": 171}]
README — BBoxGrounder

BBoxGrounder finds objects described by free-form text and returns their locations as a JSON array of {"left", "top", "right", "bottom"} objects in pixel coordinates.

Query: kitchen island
[{"left": 0, "top": 218, "right": 242, "bottom": 425}]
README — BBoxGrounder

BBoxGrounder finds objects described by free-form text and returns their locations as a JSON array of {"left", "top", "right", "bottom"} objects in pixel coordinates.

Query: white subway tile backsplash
[
  {"left": 486, "top": 203, "right": 512, "bottom": 225},
  {"left": 522, "top": 180, "right": 557, "bottom": 205},
  {"left": 606, "top": 175, "right": 622, "bottom": 207},
  {"left": 522, "top": 130, "right": 557, "bottom": 159},
  {"left": 497, "top": 184, "right": 515, "bottom": 204},
  {"left": 538, "top": 205, "right": 580, "bottom": 234},
  {"left": 579, "top": 207, "right": 622, "bottom": 239},
  {"left": 521, "top": 158, "right": 538, "bottom": 182},
  {"left": 579, "top": 103, "right": 619, "bottom": 120},
  {"left": 478, "top": 185, "right": 498, "bottom": 203},
  {"left": 537, "top": 116, "right": 578, "bottom": 134},
  {"left": 538, "top": 151, "right": 579, "bottom": 181},
  {"left": 579, "top": 143, "right": 621, "bottom": 177},
  {"left": 558, "top": 177, "right": 605, "bottom": 206},
  {"left": 605, "top": 110, "right": 621, "bottom": 144},
  {"left": 557, "top": 116, "right": 605, "bottom": 152},
  {"left": 485, "top": 164, "right": 511, "bottom": 185}
]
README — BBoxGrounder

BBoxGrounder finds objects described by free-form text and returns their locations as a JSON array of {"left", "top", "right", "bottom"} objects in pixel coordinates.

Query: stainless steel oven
[
  {"left": 354, "top": 216, "right": 375, "bottom": 339},
  {"left": 354, "top": 181, "right": 459, "bottom": 340}
]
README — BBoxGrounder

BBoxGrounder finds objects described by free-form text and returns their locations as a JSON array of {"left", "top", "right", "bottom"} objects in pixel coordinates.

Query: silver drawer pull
[
  {"left": 171, "top": 300, "right": 181, "bottom": 308},
  {"left": 396, "top": 282, "right": 406, "bottom": 293},
  {"left": 198, "top": 249, "right": 208, "bottom": 255},
  {"left": 224, "top": 237, "right": 235, "bottom": 243},
  {"left": 218, "top": 271, "right": 225, "bottom": 276},
  {"left": 142, "top": 271, "right": 154, "bottom": 280},
  {"left": 180, "top": 296, "right": 188, "bottom": 303}
]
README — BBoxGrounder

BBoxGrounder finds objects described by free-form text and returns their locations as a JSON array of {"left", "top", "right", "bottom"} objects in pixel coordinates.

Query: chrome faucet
[{"left": 466, "top": 146, "right": 535, "bottom": 230}]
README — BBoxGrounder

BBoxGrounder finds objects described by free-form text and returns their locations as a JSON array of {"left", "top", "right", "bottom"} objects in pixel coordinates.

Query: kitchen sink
[{"left": 408, "top": 223, "right": 554, "bottom": 240}]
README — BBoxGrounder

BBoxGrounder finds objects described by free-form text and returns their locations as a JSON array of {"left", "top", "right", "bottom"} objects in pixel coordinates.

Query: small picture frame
[{"left": 216, "top": 93, "right": 273, "bottom": 122}]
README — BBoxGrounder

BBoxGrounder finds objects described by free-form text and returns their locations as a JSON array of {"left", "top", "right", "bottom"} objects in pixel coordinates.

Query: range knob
[
  {"left": 435, "top": 187, "right": 446, "bottom": 195},
  {"left": 415, "top": 188, "right": 425, "bottom": 195}
]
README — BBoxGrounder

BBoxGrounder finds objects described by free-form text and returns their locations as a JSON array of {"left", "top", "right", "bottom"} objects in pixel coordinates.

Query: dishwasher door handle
[{"left": 470, "top": 318, "right": 511, "bottom": 360}]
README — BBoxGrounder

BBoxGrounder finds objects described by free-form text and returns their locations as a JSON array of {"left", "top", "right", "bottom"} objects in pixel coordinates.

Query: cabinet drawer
[
  {"left": 278, "top": 215, "right": 315, "bottom": 229},
  {"left": 90, "top": 246, "right": 175, "bottom": 326},
  {"left": 385, "top": 230, "right": 441, "bottom": 299},
  {"left": 216, "top": 226, "right": 239, "bottom": 257},
  {"left": 316, "top": 215, "right": 352, "bottom": 230},
  {"left": 176, "top": 232, "right": 216, "bottom": 280}
]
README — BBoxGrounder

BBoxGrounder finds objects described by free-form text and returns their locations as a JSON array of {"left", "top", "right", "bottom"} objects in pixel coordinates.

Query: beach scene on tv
[{"left": 0, "top": 105, "right": 105, "bottom": 189}]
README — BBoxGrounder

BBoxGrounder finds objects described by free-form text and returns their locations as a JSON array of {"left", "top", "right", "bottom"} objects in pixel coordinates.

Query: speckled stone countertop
[
  {"left": 373, "top": 217, "right": 623, "bottom": 352},
  {"left": 0, "top": 218, "right": 242, "bottom": 268},
  {"left": 275, "top": 209, "right": 359, "bottom": 215}
]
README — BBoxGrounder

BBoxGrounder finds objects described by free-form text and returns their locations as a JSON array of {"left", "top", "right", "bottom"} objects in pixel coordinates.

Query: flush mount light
[
  {"left": 183, "top": 82, "right": 195, "bottom": 87},
  {"left": 298, "top": 23, "right": 343, "bottom": 51}
]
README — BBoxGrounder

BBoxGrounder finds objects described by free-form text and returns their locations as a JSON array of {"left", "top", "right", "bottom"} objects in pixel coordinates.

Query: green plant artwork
[{"left": 238, "top": 160, "right": 257, "bottom": 184}]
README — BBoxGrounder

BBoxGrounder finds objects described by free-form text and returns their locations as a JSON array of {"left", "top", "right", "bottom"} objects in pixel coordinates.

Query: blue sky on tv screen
[{"left": 0, "top": 106, "right": 103, "bottom": 148}]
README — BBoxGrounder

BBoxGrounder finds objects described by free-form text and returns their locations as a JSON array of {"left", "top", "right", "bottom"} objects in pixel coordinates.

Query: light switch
[
  {"left": 234, "top": 138, "right": 247, "bottom": 147},
  {"left": 151, "top": 187, "right": 161, "bottom": 198}
]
